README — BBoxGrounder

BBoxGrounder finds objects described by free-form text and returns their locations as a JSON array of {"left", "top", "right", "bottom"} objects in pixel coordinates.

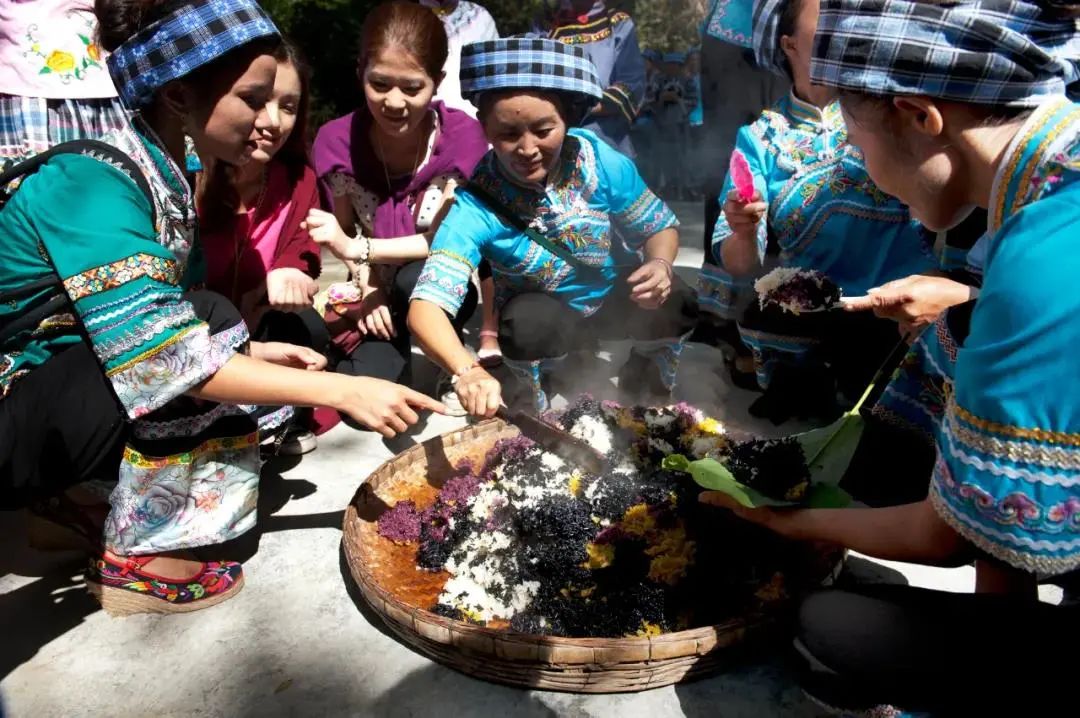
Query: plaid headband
[
  {"left": 107, "top": 0, "right": 280, "bottom": 109},
  {"left": 811, "top": 0, "right": 1080, "bottom": 108},
  {"left": 460, "top": 38, "right": 603, "bottom": 106},
  {"left": 752, "top": 0, "right": 791, "bottom": 79}
]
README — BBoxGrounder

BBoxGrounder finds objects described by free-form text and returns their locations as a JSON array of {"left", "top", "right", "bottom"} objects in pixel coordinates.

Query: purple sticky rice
[
  {"left": 764, "top": 270, "right": 841, "bottom": 312},
  {"left": 378, "top": 500, "right": 422, "bottom": 543},
  {"left": 421, "top": 502, "right": 458, "bottom": 543},
  {"left": 441, "top": 474, "right": 482, "bottom": 506},
  {"left": 484, "top": 435, "right": 537, "bottom": 474}
]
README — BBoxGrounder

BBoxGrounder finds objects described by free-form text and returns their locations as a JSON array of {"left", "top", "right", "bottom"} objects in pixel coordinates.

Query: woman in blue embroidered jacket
[
  {"left": 702, "top": 2, "right": 1080, "bottom": 714},
  {"left": 0, "top": 0, "right": 442, "bottom": 616},
  {"left": 699, "top": 0, "right": 937, "bottom": 423},
  {"left": 532, "top": 0, "right": 646, "bottom": 157},
  {"left": 404, "top": 38, "right": 697, "bottom": 416}
]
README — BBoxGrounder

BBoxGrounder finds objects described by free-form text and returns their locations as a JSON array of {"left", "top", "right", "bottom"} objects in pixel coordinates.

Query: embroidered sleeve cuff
[
  {"left": 410, "top": 250, "right": 476, "bottom": 318},
  {"left": 107, "top": 318, "right": 248, "bottom": 420},
  {"left": 617, "top": 189, "right": 679, "bottom": 249},
  {"left": 697, "top": 264, "right": 752, "bottom": 320},
  {"left": 930, "top": 400, "right": 1080, "bottom": 576}
]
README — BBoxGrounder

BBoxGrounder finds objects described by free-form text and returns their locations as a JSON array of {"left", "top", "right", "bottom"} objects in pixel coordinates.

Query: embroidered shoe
[{"left": 86, "top": 553, "right": 244, "bottom": 616}]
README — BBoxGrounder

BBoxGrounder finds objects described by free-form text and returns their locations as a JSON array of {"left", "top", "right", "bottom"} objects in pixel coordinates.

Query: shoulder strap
[
  {"left": 0, "top": 139, "right": 157, "bottom": 229},
  {"left": 465, "top": 180, "right": 592, "bottom": 272}
]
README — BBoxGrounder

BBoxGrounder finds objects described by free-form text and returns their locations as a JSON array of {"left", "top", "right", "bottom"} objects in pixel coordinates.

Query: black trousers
[
  {"left": 0, "top": 290, "right": 243, "bottom": 509},
  {"left": 253, "top": 306, "right": 331, "bottom": 351},
  {"left": 795, "top": 584, "right": 1080, "bottom": 715},
  {"left": 498, "top": 274, "right": 699, "bottom": 362},
  {"left": 335, "top": 260, "right": 478, "bottom": 384}
]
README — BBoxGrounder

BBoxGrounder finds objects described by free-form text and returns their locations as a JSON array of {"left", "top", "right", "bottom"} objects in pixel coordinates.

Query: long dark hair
[
  {"left": 198, "top": 36, "right": 313, "bottom": 230},
  {"left": 271, "top": 39, "right": 313, "bottom": 184}
]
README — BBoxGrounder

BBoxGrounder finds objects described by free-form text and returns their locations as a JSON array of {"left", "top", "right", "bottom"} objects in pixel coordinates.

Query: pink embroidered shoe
[{"left": 86, "top": 552, "right": 244, "bottom": 616}]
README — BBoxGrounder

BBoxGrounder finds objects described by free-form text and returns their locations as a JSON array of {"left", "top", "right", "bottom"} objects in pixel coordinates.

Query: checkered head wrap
[
  {"left": 811, "top": 0, "right": 1080, "bottom": 108},
  {"left": 752, "top": 0, "right": 792, "bottom": 79},
  {"left": 460, "top": 38, "right": 603, "bottom": 114},
  {"left": 107, "top": 0, "right": 280, "bottom": 109}
]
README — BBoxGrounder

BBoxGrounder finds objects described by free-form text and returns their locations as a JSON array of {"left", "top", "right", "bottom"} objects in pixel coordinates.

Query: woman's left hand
[
  {"left": 250, "top": 341, "right": 328, "bottom": 371},
  {"left": 698, "top": 491, "right": 797, "bottom": 538},
  {"left": 627, "top": 258, "right": 673, "bottom": 309},
  {"left": 304, "top": 208, "right": 357, "bottom": 260},
  {"left": 266, "top": 268, "right": 318, "bottom": 314}
]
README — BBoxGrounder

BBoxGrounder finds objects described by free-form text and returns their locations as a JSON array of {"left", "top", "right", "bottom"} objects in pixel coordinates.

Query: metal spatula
[{"left": 495, "top": 406, "right": 606, "bottom": 475}]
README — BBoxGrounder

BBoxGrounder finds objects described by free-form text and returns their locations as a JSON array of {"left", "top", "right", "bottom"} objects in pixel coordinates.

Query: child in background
[
  {"left": 648, "top": 52, "right": 697, "bottom": 200},
  {"left": 685, "top": 46, "right": 705, "bottom": 201},
  {"left": 632, "top": 47, "right": 662, "bottom": 188}
]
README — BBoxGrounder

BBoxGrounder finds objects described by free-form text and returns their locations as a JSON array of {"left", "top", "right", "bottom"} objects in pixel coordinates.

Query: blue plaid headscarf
[
  {"left": 752, "top": 0, "right": 792, "bottom": 79},
  {"left": 107, "top": 0, "right": 279, "bottom": 109},
  {"left": 460, "top": 38, "right": 604, "bottom": 108},
  {"left": 811, "top": 0, "right": 1080, "bottom": 108}
]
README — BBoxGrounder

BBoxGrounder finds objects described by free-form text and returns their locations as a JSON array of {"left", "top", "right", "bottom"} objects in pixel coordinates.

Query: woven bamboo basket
[{"left": 342, "top": 419, "right": 844, "bottom": 694}]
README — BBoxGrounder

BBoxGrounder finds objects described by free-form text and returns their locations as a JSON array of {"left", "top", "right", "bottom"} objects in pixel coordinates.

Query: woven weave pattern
[
  {"left": 107, "top": 0, "right": 278, "bottom": 108},
  {"left": 460, "top": 38, "right": 603, "bottom": 103}
]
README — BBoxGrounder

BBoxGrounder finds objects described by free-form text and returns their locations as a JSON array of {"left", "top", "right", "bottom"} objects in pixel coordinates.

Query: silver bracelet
[
  {"left": 356, "top": 235, "right": 371, "bottom": 265},
  {"left": 648, "top": 257, "right": 673, "bottom": 273}
]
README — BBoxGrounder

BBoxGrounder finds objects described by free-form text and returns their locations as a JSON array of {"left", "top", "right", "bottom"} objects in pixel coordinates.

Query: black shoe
[
  {"left": 748, "top": 365, "right": 839, "bottom": 426},
  {"left": 618, "top": 351, "right": 672, "bottom": 406},
  {"left": 728, "top": 359, "right": 763, "bottom": 393}
]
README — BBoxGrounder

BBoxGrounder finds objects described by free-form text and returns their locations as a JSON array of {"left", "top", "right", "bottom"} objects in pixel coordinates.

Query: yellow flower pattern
[
  {"left": 25, "top": 18, "right": 104, "bottom": 82},
  {"left": 45, "top": 50, "right": 76, "bottom": 73}
]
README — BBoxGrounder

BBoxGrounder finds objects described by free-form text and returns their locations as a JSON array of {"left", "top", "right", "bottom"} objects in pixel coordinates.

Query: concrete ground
[{"left": 0, "top": 203, "right": 1060, "bottom": 717}]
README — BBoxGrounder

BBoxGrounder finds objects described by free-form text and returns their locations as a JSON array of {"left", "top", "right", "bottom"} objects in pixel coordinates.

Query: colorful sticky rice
[
  {"left": 725, "top": 437, "right": 811, "bottom": 503},
  {"left": 379, "top": 396, "right": 812, "bottom": 638},
  {"left": 754, "top": 267, "right": 842, "bottom": 314}
]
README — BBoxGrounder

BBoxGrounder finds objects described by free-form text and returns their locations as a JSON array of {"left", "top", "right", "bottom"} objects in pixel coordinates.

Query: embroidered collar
[
  {"left": 550, "top": 7, "right": 627, "bottom": 42},
  {"left": 987, "top": 95, "right": 1078, "bottom": 234},
  {"left": 779, "top": 92, "right": 844, "bottom": 132}
]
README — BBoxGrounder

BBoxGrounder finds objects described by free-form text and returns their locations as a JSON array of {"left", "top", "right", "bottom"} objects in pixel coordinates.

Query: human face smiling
[
  {"left": 362, "top": 47, "right": 439, "bottom": 140},
  {"left": 483, "top": 92, "right": 567, "bottom": 186},
  {"left": 251, "top": 59, "right": 302, "bottom": 163},
  {"left": 185, "top": 51, "right": 277, "bottom": 167}
]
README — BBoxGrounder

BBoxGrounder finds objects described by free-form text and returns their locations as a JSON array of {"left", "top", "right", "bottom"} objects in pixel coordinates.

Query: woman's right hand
[
  {"left": 722, "top": 188, "right": 767, "bottom": 235},
  {"left": 335, "top": 376, "right": 447, "bottom": 438},
  {"left": 454, "top": 366, "right": 502, "bottom": 418},
  {"left": 842, "top": 274, "right": 977, "bottom": 335}
]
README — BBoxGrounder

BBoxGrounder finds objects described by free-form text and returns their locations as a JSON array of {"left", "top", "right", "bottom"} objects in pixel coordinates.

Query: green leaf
[
  {"left": 661, "top": 454, "right": 691, "bottom": 473},
  {"left": 682, "top": 458, "right": 786, "bottom": 509},
  {"left": 39, "top": 67, "right": 51, "bottom": 75},
  {"left": 806, "top": 483, "right": 853, "bottom": 509},
  {"left": 669, "top": 409, "right": 865, "bottom": 510},
  {"left": 79, "top": 34, "right": 91, "bottom": 45},
  {"left": 795, "top": 411, "right": 866, "bottom": 489}
]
